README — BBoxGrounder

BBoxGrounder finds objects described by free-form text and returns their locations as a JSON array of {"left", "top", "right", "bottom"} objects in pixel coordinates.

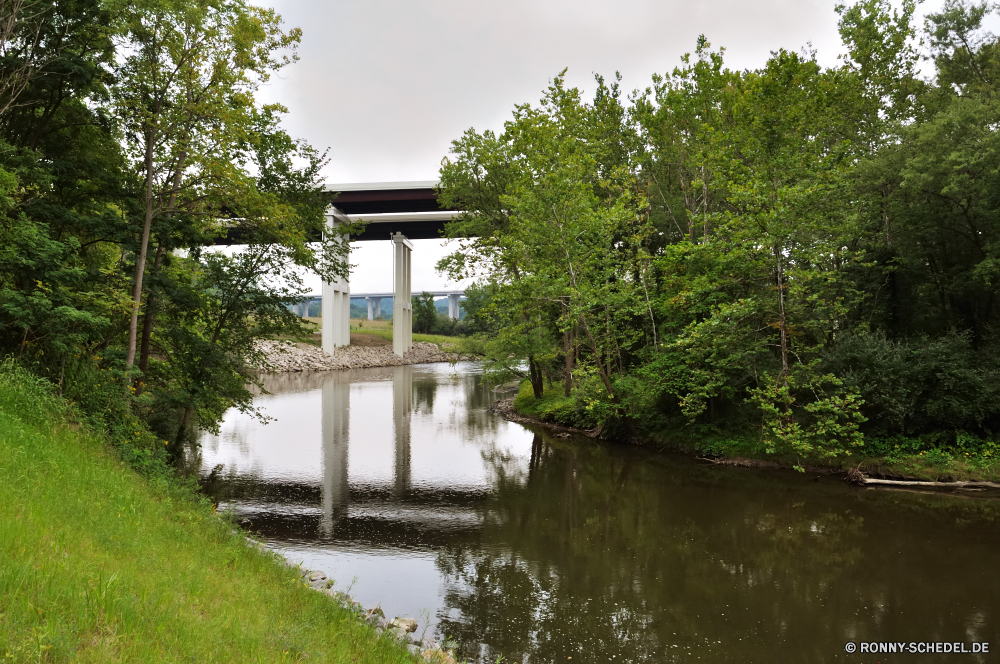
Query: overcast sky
[{"left": 258, "top": 0, "right": 955, "bottom": 295}]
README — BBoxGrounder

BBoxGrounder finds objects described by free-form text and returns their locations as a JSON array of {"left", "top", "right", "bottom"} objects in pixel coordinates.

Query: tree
[
  {"left": 0, "top": 0, "right": 349, "bottom": 468},
  {"left": 633, "top": 36, "right": 735, "bottom": 246},
  {"left": 441, "top": 75, "right": 650, "bottom": 421},
  {"left": 413, "top": 292, "right": 438, "bottom": 334},
  {"left": 0, "top": 0, "right": 53, "bottom": 118},
  {"left": 110, "top": 0, "right": 301, "bottom": 368},
  {"left": 153, "top": 242, "right": 306, "bottom": 448},
  {"left": 0, "top": 0, "right": 123, "bottom": 371}
]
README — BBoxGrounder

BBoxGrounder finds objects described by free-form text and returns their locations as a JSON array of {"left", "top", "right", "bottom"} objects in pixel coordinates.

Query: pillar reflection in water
[
  {"left": 393, "top": 365, "right": 413, "bottom": 496},
  {"left": 320, "top": 371, "right": 350, "bottom": 538}
]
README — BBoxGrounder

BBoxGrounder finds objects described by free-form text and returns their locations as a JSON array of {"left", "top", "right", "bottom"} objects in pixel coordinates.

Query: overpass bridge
[
  {"left": 315, "top": 181, "right": 462, "bottom": 356},
  {"left": 295, "top": 289, "right": 466, "bottom": 321}
]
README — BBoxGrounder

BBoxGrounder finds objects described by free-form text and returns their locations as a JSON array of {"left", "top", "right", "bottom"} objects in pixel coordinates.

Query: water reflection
[
  {"left": 320, "top": 371, "right": 349, "bottom": 538},
  {"left": 200, "top": 363, "right": 1000, "bottom": 663},
  {"left": 394, "top": 365, "right": 413, "bottom": 496}
]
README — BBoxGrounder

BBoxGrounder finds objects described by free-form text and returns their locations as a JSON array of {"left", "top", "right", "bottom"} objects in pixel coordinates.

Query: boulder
[
  {"left": 422, "top": 650, "right": 456, "bottom": 664},
  {"left": 388, "top": 617, "right": 418, "bottom": 633}
]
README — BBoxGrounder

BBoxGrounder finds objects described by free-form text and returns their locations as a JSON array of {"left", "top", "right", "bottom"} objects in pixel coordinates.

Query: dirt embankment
[{"left": 488, "top": 398, "right": 599, "bottom": 438}]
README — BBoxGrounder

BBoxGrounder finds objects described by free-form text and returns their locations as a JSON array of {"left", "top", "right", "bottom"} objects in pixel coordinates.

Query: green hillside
[{"left": 0, "top": 362, "right": 413, "bottom": 663}]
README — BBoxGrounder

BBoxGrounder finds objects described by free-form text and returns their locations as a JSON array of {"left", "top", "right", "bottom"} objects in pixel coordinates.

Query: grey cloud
[{"left": 262, "top": 0, "right": 844, "bottom": 183}]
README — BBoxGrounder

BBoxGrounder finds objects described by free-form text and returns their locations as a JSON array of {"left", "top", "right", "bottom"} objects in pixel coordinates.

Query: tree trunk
[
  {"left": 775, "top": 245, "right": 789, "bottom": 378},
  {"left": 564, "top": 327, "right": 574, "bottom": 397},
  {"left": 175, "top": 405, "right": 193, "bottom": 449},
  {"left": 527, "top": 354, "right": 544, "bottom": 399},
  {"left": 136, "top": 244, "right": 166, "bottom": 396},
  {"left": 774, "top": 245, "right": 793, "bottom": 430},
  {"left": 579, "top": 315, "right": 616, "bottom": 399},
  {"left": 126, "top": 130, "right": 156, "bottom": 367}
]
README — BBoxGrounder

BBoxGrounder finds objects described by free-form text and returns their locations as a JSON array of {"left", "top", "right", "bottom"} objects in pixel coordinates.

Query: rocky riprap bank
[
  {"left": 255, "top": 339, "right": 468, "bottom": 372},
  {"left": 244, "top": 537, "right": 459, "bottom": 663},
  {"left": 296, "top": 568, "right": 458, "bottom": 663}
]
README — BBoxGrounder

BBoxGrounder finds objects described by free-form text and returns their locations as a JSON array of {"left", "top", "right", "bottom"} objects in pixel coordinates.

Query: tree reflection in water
[{"left": 435, "top": 429, "right": 994, "bottom": 663}]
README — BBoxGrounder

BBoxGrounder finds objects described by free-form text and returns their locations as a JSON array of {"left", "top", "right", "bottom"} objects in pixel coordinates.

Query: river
[{"left": 198, "top": 362, "right": 999, "bottom": 663}]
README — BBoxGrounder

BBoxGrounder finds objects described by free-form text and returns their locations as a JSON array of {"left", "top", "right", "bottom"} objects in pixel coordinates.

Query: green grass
[
  {"left": 512, "top": 381, "right": 598, "bottom": 429},
  {"left": 288, "top": 318, "right": 465, "bottom": 351},
  {"left": 348, "top": 318, "right": 390, "bottom": 330},
  {"left": 349, "top": 328, "right": 465, "bottom": 350},
  {"left": 0, "top": 362, "right": 415, "bottom": 663}
]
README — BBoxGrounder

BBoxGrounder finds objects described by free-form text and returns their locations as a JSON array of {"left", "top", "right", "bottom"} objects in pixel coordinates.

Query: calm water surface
[{"left": 199, "top": 362, "right": 1000, "bottom": 663}]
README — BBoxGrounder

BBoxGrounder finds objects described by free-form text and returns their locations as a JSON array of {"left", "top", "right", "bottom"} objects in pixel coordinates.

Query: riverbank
[
  {"left": 498, "top": 386, "right": 1000, "bottom": 490},
  {"left": 0, "top": 363, "right": 421, "bottom": 662},
  {"left": 255, "top": 339, "right": 468, "bottom": 372},
  {"left": 287, "top": 563, "right": 458, "bottom": 662}
]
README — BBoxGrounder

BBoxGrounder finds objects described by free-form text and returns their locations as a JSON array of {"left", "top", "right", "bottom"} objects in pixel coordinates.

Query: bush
[
  {"left": 6, "top": 356, "right": 174, "bottom": 480},
  {"left": 824, "top": 331, "right": 1000, "bottom": 437},
  {"left": 513, "top": 380, "right": 600, "bottom": 429}
]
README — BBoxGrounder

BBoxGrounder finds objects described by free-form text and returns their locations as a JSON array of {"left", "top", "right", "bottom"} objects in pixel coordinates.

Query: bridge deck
[{"left": 215, "top": 181, "right": 458, "bottom": 244}]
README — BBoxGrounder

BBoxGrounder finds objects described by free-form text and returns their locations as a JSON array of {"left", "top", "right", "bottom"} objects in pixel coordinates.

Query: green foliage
[
  {"left": 513, "top": 380, "right": 598, "bottom": 430},
  {"left": 824, "top": 332, "right": 1000, "bottom": 435},
  {"left": 749, "top": 364, "right": 866, "bottom": 459},
  {"left": 458, "top": 282, "right": 495, "bottom": 335},
  {"left": 439, "top": 0, "right": 1000, "bottom": 461},
  {"left": 0, "top": 0, "right": 339, "bottom": 470},
  {"left": 413, "top": 291, "right": 439, "bottom": 334}
]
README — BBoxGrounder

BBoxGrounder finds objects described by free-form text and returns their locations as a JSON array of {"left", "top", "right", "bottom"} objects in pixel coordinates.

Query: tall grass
[
  {"left": 350, "top": 328, "right": 464, "bottom": 349},
  {"left": 0, "top": 360, "right": 415, "bottom": 663},
  {"left": 293, "top": 318, "right": 466, "bottom": 350}
]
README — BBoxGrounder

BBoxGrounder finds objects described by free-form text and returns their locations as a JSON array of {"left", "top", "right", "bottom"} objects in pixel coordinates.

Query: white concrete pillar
[
  {"left": 392, "top": 233, "right": 413, "bottom": 356},
  {"left": 448, "top": 293, "right": 461, "bottom": 320},
  {"left": 322, "top": 208, "right": 351, "bottom": 353},
  {"left": 366, "top": 297, "right": 383, "bottom": 321}
]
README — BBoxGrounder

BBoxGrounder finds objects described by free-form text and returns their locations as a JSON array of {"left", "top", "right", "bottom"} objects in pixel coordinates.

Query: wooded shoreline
[{"left": 494, "top": 396, "right": 1000, "bottom": 494}]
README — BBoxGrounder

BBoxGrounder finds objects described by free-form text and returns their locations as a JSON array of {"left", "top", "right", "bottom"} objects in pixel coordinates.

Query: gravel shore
[{"left": 254, "top": 339, "right": 468, "bottom": 372}]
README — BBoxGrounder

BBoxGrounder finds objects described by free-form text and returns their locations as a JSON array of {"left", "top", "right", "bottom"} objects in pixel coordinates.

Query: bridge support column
[
  {"left": 366, "top": 296, "right": 382, "bottom": 321},
  {"left": 322, "top": 210, "right": 351, "bottom": 354},
  {"left": 447, "top": 293, "right": 461, "bottom": 320},
  {"left": 392, "top": 233, "right": 413, "bottom": 356}
]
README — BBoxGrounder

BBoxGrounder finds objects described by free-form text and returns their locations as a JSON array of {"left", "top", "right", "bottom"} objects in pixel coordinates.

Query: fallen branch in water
[
  {"left": 859, "top": 477, "right": 1000, "bottom": 490},
  {"left": 696, "top": 456, "right": 782, "bottom": 469}
]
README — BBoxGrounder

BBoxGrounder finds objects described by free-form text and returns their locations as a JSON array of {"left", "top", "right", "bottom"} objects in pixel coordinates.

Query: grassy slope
[
  {"left": 350, "top": 328, "right": 464, "bottom": 349},
  {"left": 0, "top": 365, "right": 413, "bottom": 663},
  {"left": 286, "top": 319, "right": 463, "bottom": 350}
]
